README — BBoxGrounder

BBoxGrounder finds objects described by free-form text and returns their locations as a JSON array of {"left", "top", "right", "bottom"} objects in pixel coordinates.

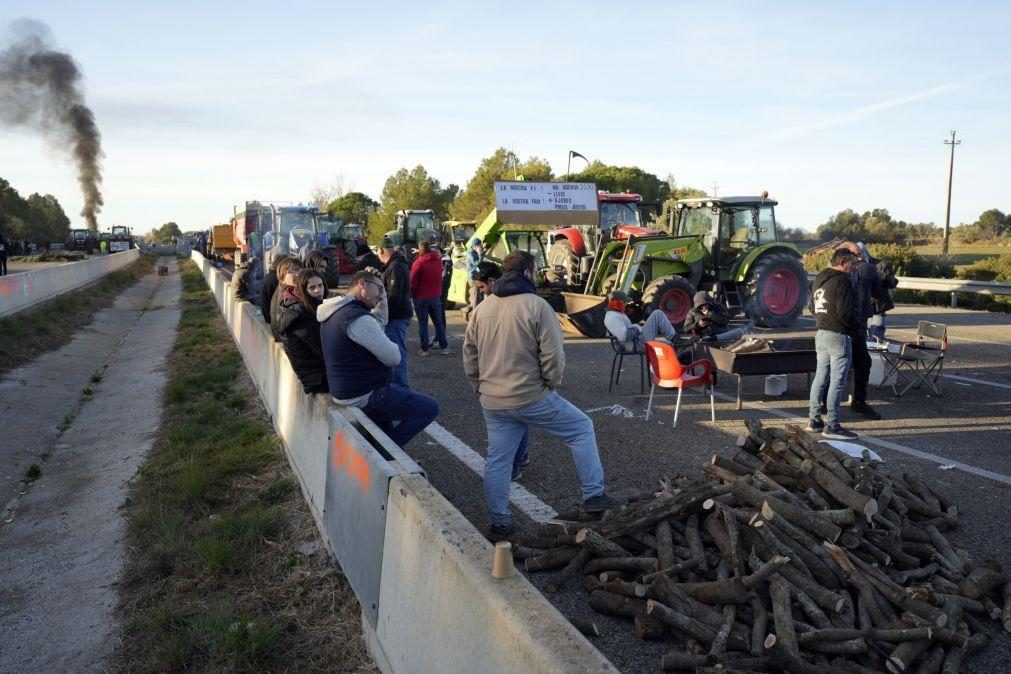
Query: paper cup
[{"left": 492, "top": 541, "right": 515, "bottom": 579}]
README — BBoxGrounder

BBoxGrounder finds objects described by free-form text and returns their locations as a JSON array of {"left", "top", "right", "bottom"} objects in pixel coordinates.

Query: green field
[{"left": 913, "top": 242, "right": 1010, "bottom": 267}]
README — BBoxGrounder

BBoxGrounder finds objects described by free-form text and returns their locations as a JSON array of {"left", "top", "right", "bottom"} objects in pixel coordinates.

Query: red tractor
[{"left": 546, "top": 191, "right": 658, "bottom": 288}]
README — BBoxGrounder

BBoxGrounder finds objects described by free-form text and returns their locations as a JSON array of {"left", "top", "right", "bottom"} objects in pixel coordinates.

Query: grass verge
[
  {"left": 115, "top": 259, "right": 371, "bottom": 672},
  {"left": 0, "top": 255, "right": 155, "bottom": 375}
]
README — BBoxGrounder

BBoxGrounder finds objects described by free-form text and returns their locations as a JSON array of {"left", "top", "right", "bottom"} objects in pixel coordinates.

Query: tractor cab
[
  {"left": 386, "top": 209, "right": 439, "bottom": 252},
  {"left": 674, "top": 195, "right": 780, "bottom": 279}
]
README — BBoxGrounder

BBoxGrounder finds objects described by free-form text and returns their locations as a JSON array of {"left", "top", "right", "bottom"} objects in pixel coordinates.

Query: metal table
[{"left": 706, "top": 338, "right": 818, "bottom": 409}]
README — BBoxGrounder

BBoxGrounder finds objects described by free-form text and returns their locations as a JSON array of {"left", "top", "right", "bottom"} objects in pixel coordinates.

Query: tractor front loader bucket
[{"left": 555, "top": 292, "right": 608, "bottom": 338}]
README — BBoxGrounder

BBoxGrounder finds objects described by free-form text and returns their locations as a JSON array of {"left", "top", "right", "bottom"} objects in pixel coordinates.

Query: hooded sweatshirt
[
  {"left": 683, "top": 291, "right": 730, "bottom": 337},
  {"left": 810, "top": 268, "right": 856, "bottom": 335},
  {"left": 317, "top": 291, "right": 400, "bottom": 405},
  {"left": 463, "top": 271, "right": 565, "bottom": 410},
  {"left": 409, "top": 250, "right": 443, "bottom": 300}
]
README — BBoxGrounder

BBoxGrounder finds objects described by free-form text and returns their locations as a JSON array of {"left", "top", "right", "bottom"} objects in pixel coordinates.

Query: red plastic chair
[{"left": 644, "top": 340, "right": 715, "bottom": 426}]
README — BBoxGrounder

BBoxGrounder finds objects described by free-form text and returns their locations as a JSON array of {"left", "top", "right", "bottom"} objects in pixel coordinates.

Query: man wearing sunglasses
[{"left": 319, "top": 270, "right": 439, "bottom": 447}]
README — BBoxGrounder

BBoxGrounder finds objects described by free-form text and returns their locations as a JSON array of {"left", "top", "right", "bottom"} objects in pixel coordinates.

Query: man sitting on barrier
[
  {"left": 318, "top": 270, "right": 439, "bottom": 448},
  {"left": 683, "top": 291, "right": 747, "bottom": 342},
  {"left": 603, "top": 290, "right": 678, "bottom": 350},
  {"left": 464, "top": 251, "right": 623, "bottom": 543}
]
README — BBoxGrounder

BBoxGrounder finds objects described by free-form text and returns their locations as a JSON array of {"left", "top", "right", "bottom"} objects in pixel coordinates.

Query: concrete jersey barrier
[
  {"left": 189, "top": 251, "right": 616, "bottom": 674},
  {"left": 0, "top": 249, "right": 141, "bottom": 318}
]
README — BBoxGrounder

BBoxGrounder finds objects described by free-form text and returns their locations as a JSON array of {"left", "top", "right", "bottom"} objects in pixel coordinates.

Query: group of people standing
[{"left": 807, "top": 242, "right": 897, "bottom": 440}]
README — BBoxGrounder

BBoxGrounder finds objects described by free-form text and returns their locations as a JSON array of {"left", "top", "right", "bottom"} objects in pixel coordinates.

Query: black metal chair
[{"left": 608, "top": 336, "right": 646, "bottom": 394}]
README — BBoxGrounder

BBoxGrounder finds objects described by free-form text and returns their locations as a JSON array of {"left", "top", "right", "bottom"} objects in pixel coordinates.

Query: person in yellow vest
[{"left": 99, "top": 239, "right": 108, "bottom": 254}]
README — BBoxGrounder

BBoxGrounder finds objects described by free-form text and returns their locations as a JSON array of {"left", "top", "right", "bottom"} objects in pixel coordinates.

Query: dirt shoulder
[{"left": 113, "top": 260, "right": 371, "bottom": 672}]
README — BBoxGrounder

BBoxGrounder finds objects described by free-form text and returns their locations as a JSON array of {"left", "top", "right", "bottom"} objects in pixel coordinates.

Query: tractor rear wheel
[
  {"left": 319, "top": 249, "right": 343, "bottom": 289},
  {"left": 547, "top": 239, "right": 580, "bottom": 286},
  {"left": 641, "top": 276, "right": 695, "bottom": 327},
  {"left": 744, "top": 253, "right": 808, "bottom": 327}
]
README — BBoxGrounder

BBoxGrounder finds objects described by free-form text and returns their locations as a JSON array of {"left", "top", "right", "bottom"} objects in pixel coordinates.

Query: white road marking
[
  {"left": 710, "top": 391, "right": 1011, "bottom": 486},
  {"left": 942, "top": 373, "right": 1011, "bottom": 390},
  {"left": 423, "top": 421, "right": 559, "bottom": 522}
]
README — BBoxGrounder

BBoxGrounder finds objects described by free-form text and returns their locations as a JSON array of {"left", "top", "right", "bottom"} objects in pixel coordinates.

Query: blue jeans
[
  {"left": 362, "top": 383, "right": 439, "bottom": 448},
  {"left": 413, "top": 296, "right": 448, "bottom": 350},
  {"left": 385, "top": 318, "right": 411, "bottom": 387},
  {"left": 514, "top": 428, "right": 529, "bottom": 474},
  {"left": 809, "top": 330, "right": 852, "bottom": 428},
  {"left": 482, "top": 391, "right": 605, "bottom": 527}
]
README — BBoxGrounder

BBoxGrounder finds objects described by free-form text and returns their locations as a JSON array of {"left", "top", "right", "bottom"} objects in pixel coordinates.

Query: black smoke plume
[{"left": 0, "top": 20, "right": 103, "bottom": 229}]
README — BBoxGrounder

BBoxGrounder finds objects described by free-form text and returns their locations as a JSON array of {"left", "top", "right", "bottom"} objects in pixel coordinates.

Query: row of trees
[
  {"left": 0, "top": 177, "right": 72, "bottom": 245},
  {"left": 817, "top": 208, "right": 1011, "bottom": 245},
  {"left": 314, "top": 148, "right": 707, "bottom": 241}
]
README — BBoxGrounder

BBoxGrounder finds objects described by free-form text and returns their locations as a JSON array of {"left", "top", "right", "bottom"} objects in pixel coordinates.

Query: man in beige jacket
[{"left": 464, "top": 250, "right": 622, "bottom": 542}]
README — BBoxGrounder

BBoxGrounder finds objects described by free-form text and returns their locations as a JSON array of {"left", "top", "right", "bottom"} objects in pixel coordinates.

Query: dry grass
[
  {"left": 114, "top": 260, "right": 372, "bottom": 672},
  {"left": 0, "top": 255, "right": 155, "bottom": 375}
]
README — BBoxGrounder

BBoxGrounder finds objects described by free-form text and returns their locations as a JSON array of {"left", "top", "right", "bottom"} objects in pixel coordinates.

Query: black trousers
[{"left": 851, "top": 322, "right": 871, "bottom": 404}]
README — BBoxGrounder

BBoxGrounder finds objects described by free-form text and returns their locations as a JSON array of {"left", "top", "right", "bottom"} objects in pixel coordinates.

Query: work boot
[
  {"left": 488, "top": 523, "right": 514, "bottom": 543},
  {"left": 850, "top": 401, "right": 882, "bottom": 420},
  {"left": 584, "top": 493, "right": 627, "bottom": 513}
]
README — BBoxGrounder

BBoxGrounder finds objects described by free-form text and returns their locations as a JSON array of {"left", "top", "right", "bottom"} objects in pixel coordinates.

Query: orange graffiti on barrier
[
  {"left": 0, "top": 278, "right": 9, "bottom": 297},
  {"left": 332, "top": 433, "right": 371, "bottom": 494}
]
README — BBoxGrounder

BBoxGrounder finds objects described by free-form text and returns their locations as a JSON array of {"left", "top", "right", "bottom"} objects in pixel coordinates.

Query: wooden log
[
  {"left": 511, "top": 544, "right": 551, "bottom": 561},
  {"left": 710, "top": 605, "right": 737, "bottom": 656},
  {"left": 685, "top": 514, "right": 707, "bottom": 573},
  {"left": 893, "top": 563, "right": 940, "bottom": 585},
  {"left": 957, "top": 565, "right": 1006, "bottom": 600},
  {"left": 734, "top": 449, "right": 765, "bottom": 469},
  {"left": 800, "top": 459, "right": 878, "bottom": 521},
  {"left": 514, "top": 535, "right": 561, "bottom": 549},
  {"left": 600, "top": 578, "right": 648, "bottom": 599},
  {"left": 647, "top": 600, "right": 749, "bottom": 651},
  {"left": 732, "top": 479, "right": 843, "bottom": 542},
  {"left": 546, "top": 548, "right": 591, "bottom": 593},
  {"left": 770, "top": 578, "right": 799, "bottom": 657},
  {"left": 784, "top": 423, "right": 854, "bottom": 484},
  {"left": 751, "top": 520, "right": 813, "bottom": 578},
  {"left": 525, "top": 547, "right": 581, "bottom": 572},
  {"left": 633, "top": 613, "right": 666, "bottom": 640},
  {"left": 585, "top": 482, "right": 729, "bottom": 538},
  {"left": 805, "top": 487, "right": 833, "bottom": 511},
  {"left": 885, "top": 638, "right": 932, "bottom": 674},
  {"left": 750, "top": 595, "right": 768, "bottom": 657},
  {"left": 703, "top": 462, "right": 745, "bottom": 484},
  {"left": 704, "top": 511, "right": 732, "bottom": 559},
  {"left": 582, "top": 574, "right": 604, "bottom": 594},
  {"left": 724, "top": 504, "right": 746, "bottom": 579},
  {"left": 796, "top": 626, "right": 935, "bottom": 645},
  {"left": 764, "top": 636, "right": 840, "bottom": 674},
  {"left": 749, "top": 548, "right": 847, "bottom": 616},
  {"left": 925, "top": 525, "right": 963, "bottom": 575},
  {"left": 940, "top": 633, "right": 988, "bottom": 674},
  {"left": 588, "top": 589, "right": 648, "bottom": 620},
  {"left": 737, "top": 433, "right": 761, "bottom": 455},
  {"left": 598, "top": 570, "right": 631, "bottom": 583},
  {"left": 794, "top": 587, "right": 833, "bottom": 629},
  {"left": 655, "top": 520, "right": 676, "bottom": 571},
  {"left": 801, "top": 639, "right": 868, "bottom": 655},
  {"left": 583, "top": 557, "right": 659, "bottom": 575},
  {"left": 914, "top": 644, "right": 945, "bottom": 674},
  {"left": 568, "top": 617, "right": 601, "bottom": 637},
  {"left": 576, "top": 528, "right": 632, "bottom": 558},
  {"left": 660, "top": 652, "right": 709, "bottom": 671}
]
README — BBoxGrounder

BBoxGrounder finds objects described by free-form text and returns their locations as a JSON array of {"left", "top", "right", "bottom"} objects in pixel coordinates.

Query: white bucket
[
  {"left": 869, "top": 353, "right": 896, "bottom": 387},
  {"left": 764, "top": 374, "right": 788, "bottom": 396}
]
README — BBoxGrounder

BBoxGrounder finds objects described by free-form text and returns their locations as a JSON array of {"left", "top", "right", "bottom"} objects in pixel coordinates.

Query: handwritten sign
[{"left": 494, "top": 181, "right": 599, "bottom": 227}]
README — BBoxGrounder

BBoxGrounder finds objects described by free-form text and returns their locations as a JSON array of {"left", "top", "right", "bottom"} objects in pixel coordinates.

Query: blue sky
[{"left": 1, "top": 1, "right": 1008, "bottom": 234}]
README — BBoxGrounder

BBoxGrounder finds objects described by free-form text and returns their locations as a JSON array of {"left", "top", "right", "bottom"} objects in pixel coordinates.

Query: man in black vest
[{"left": 318, "top": 270, "right": 439, "bottom": 447}]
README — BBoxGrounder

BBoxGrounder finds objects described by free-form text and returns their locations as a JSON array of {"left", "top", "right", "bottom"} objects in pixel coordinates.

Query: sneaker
[
  {"left": 511, "top": 468, "right": 523, "bottom": 481},
  {"left": 850, "top": 402, "right": 882, "bottom": 420},
  {"left": 823, "top": 425, "right": 859, "bottom": 440},
  {"left": 417, "top": 348, "right": 430, "bottom": 357},
  {"left": 584, "top": 493, "right": 627, "bottom": 513},
  {"left": 806, "top": 417, "right": 825, "bottom": 433},
  {"left": 488, "top": 523, "right": 514, "bottom": 543},
  {"left": 440, "top": 348, "right": 452, "bottom": 355}
]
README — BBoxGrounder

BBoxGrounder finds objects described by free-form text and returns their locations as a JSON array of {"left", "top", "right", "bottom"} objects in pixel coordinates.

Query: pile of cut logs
[{"left": 514, "top": 420, "right": 1009, "bottom": 672}]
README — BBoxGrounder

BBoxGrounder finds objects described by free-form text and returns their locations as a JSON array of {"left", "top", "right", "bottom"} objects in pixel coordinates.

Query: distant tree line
[{"left": 0, "top": 177, "right": 71, "bottom": 245}]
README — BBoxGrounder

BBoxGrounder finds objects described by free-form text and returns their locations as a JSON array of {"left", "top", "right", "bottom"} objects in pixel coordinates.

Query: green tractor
[
  {"left": 384, "top": 209, "right": 441, "bottom": 260},
  {"left": 577, "top": 194, "right": 807, "bottom": 331}
]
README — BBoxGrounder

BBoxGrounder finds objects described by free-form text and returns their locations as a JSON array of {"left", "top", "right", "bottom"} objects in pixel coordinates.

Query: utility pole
[
  {"left": 711, "top": 182, "right": 719, "bottom": 198},
  {"left": 942, "top": 130, "right": 961, "bottom": 256}
]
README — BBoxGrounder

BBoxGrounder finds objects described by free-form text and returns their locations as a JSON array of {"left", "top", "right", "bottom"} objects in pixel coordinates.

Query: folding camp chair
[
  {"left": 887, "top": 320, "right": 948, "bottom": 396},
  {"left": 644, "top": 340, "right": 715, "bottom": 426},
  {"left": 608, "top": 335, "right": 646, "bottom": 394}
]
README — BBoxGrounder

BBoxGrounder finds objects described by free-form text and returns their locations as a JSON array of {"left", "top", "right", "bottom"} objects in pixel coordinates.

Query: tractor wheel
[
  {"left": 319, "top": 249, "right": 343, "bottom": 289},
  {"left": 547, "top": 239, "right": 580, "bottom": 285},
  {"left": 744, "top": 253, "right": 808, "bottom": 327},
  {"left": 641, "top": 276, "right": 695, "bottom": 327}
]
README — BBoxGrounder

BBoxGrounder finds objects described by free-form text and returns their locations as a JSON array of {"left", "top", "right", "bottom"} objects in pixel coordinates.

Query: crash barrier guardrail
[
  {"left": 806, "top": 272, "right": 1011, "bottom": 308},
  {"left": 0, "top": 249, "right": 141, "bottom": 318},
  {"left": 190, "top": 251, "right": 615, "bottom": 674}
]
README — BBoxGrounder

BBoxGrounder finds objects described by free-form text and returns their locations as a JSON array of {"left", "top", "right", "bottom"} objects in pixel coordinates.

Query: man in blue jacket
[{"left": 318, "top": 270, "right": 438, "bottom": 447}]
